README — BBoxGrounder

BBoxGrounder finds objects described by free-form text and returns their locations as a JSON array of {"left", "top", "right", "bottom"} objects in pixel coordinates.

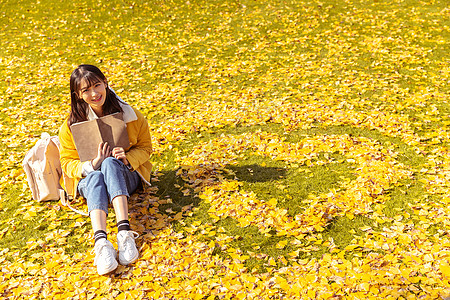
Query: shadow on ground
[{"left": 227, "top": 164, "right": 287, "bottom": 183}]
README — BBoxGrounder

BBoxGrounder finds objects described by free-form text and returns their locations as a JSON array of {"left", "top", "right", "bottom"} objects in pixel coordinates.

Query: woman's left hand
[{"left": 112, "top": 147, "right": 130, "bottom": 167}]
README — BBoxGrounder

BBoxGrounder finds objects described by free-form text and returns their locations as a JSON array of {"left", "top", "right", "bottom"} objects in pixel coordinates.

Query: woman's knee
[{"left": 101, "top": 157, "right": 122, "bottom": 171}]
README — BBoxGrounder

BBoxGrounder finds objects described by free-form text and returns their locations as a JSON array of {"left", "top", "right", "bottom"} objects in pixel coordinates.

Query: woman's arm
[
  {"left": 59, "top": 121, "right": 84, "bottom": 179},
  {"left": 123, "top": 109, "right": 153, "bottom": 171}
]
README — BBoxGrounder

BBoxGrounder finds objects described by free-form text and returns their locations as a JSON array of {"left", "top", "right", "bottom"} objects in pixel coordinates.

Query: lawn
[{"left": 0, "top": 0, "right": 449, "bottom": 298}]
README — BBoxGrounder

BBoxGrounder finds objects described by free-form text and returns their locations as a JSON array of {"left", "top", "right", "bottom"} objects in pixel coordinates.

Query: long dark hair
[{"left": 68, "top": 64, "right": 123, "bottom": 127}]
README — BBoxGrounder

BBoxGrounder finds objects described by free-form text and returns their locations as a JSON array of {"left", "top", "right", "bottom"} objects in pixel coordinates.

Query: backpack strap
[{"left": 59, "top": 189, "right": 89, "bottom": 216}]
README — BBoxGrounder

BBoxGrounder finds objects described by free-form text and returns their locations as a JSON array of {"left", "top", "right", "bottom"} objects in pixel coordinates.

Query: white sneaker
[
  {"left": 117, "top": 230, "right": 139, "bottom": 265},
  {"left": 93, "top": 239, "right": 118, "bottom": 275}
]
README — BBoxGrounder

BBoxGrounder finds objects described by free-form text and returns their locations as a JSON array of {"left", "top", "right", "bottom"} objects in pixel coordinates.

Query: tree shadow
[
  {"left": 227, "top": 164, "right": 287, "bottom": 183},
  {"left": 127, "top": 169, "right": 200, "bottom": 239},
  {"left": 152, "top": 169, "right": 203, "bottom": 208},
  {"left": 127, "top": 164, "right": 287, "bottom": 247}
]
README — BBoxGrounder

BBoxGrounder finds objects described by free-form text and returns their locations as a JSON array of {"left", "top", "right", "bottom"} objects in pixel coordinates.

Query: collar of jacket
[{"left": 87, "top": 88, "right": 138, "bottom": 123}]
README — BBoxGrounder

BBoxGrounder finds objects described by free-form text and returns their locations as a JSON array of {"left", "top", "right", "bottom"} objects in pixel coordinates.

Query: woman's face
[{"left": 79, "top": 78, "right": 107, "bottom": 115}]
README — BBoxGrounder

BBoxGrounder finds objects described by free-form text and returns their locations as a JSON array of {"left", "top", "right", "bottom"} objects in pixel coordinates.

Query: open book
[{"left": 70, "top": 112, "right": 130, "bottom": 162}]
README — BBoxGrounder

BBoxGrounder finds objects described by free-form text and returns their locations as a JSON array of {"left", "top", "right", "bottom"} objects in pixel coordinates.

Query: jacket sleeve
[
  {"left": 59, "top": 120, "right": 83, "bottom": 180},
  {"left": 125, "top": 109, "right": 153, "bottom": 171}
]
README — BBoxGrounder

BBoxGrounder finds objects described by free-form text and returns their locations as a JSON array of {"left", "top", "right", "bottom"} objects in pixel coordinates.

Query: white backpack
[{"left": 22, "top": 133, "right": 88, "bottom": 216}]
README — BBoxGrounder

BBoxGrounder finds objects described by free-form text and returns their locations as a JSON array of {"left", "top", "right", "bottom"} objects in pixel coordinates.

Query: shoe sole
[{"left": 97, "top": 260, "right": 118, "bottom": 275}]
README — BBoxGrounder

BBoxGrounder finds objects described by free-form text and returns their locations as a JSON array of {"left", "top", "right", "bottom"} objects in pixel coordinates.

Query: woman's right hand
[{"left": 91, "top": 142, "right": 111, "bottom": 170}]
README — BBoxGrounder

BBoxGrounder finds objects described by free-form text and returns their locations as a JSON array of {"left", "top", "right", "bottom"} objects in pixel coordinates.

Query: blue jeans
[{"left": 77, "top": 157, "right": 141, "bottom": 215}]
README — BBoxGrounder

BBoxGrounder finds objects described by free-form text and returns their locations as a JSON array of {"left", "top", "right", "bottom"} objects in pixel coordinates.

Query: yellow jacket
[{"left": 59, "top": 106, "right": 153, "bottom": 197}]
